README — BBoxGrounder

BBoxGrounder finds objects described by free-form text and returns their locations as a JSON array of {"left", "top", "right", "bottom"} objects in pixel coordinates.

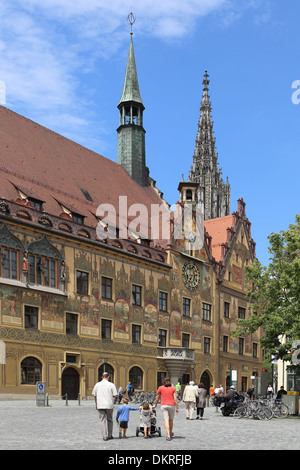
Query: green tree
[{"left": 237, "top": 215, "right": 300, "bottom": 373}]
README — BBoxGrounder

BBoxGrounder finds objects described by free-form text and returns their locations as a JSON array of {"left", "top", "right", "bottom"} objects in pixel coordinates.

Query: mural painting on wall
[
  {"left": 91, "top": 288, "right": 100, "bottom": 302},
  {"left": 114, "top": 296, "right": 130, "bottom": 339},
  {"left": 1, "top": 285, "right": 22, "bottom": 321},
  {"left": 202, "top": 265, "right": 211, "bottom": 293},
  {"left": 198, "top": 247, "right": 208, "bottom": 261},
  {"left": 191, "top": 313, "right": 201, "bottom": 343},
  {"left": 231, "top": 263, "right": 243, "bottom": 285},
  {"left": 172, "top": 232, "right": 185, "bottom": 253},
  {"left": 80, "top": 300, "right": 99, "bottom": 329},
  {"left": 170, "top": 253, "right": 180, "bottom": 282},
  {"left": 170, "top": 310, "right": 181, "bottom": 346},
  {"left": 245, "top": 334, "right": 251, "bottom": 354},
  {"left": 144, "top": 302, "right": 158, "bottom": 343},
  {"left": 42, "top": 294, "right": 64, "bottom": 329},
  {"left": 230, "top": 321, "right": 238, "bottom": 352}
]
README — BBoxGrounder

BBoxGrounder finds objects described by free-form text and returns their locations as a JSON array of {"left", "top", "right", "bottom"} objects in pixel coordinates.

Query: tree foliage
[{"left": 237, "top": 215, "right": 300, "bottom": 372}]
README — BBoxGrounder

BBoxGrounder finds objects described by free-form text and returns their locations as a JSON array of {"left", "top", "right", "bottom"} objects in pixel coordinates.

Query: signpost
[
  {"left": 36, "top": 381, "right": 46, "bottom": 406},
  {"left": 230, "top": 370, "right": 238, "bottom": 390}
]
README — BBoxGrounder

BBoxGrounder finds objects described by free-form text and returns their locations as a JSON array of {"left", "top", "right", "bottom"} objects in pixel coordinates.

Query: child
[
  {"left": 116, "top": 397, "right": 139, "bottom": 438},
  {"left": 140, "top": 402, "right": 154, "bottom": 439}
]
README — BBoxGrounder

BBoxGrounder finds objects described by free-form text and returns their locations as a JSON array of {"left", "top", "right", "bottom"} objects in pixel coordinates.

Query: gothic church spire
[{"left": 189, "top": 71, "right": 230, "bottom": 220}]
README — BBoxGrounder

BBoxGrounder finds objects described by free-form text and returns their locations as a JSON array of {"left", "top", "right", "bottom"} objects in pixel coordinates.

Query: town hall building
[{"left": 0, "top": 29, "right": 262, "bottom": 400}]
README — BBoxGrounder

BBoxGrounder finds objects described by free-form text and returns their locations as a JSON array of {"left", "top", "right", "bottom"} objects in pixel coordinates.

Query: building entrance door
[
  {"left": 62, "top": 367, "right": 79, "bottom": 400},
  {"left": 200, "top": 371, "right": 210, "bottom": 393}
]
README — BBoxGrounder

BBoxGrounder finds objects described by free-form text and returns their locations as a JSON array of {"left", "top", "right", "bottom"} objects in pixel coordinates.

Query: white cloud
[{"left": 0, "top": 0, "right": 270, "bottom": 149}]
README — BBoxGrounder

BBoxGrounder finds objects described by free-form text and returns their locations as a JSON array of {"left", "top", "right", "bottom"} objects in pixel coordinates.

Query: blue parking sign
[{"left": 36, "top": 381, "right": 46, "bottom": 406}]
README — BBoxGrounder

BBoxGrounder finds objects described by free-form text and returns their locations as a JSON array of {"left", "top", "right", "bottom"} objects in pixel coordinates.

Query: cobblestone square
[{"left": 0, "top": 400, "right": 298, "bottom": 451}]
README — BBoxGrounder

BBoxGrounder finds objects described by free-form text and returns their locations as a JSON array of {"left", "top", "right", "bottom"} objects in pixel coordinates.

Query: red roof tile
[{"left": 0, "top": 105, "right": 166, "bottom": 238}]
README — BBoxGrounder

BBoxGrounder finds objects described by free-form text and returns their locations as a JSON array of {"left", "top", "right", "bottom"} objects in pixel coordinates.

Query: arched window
[
  {"left": 1, "top": 247, "right": 18, "bottom": 280},
  {"left": 98, "top": 363, "right": 114, "bottom": 383},
  {"left": 27, "top": 235, "right": 62, "bottom": 288},
  {"left": 129, "top": 366, "right": 143, "bottom": 390},
  {"left": 0, "top": 223, "right": 24, "bottom": 281},
  {"left": 21, "top": 357, "right": 42, "bottom": 384}
]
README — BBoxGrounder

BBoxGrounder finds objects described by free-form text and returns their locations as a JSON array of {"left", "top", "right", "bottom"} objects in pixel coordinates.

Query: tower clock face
[{"left": 182, "top": 261, "right": 200, "bottom": 290}]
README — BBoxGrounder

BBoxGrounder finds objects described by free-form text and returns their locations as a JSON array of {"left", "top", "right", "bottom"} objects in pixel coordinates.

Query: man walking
[
  {"left": 182, "top": 381, "right": 198, "bottom": 420},
  {"left": 92, "top": 372, "right": 118, "bottom": 441}
]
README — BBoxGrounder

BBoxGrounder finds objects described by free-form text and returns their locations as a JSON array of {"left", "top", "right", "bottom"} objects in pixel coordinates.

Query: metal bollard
[{"left": 65, "top": 393, "right": 68, "bottom": 406}]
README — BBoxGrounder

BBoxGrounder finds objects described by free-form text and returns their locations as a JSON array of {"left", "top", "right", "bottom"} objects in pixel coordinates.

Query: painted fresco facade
[
  {"left": 0, "top": 197, "right": 262, "bottom": 398},
  {"left": 0, "top": 212, "right": 214, "bottom": 398},
  {"left": 0, "top": 207, "right": 171, "bottom": 398},
  {"left": 211, "top": 199, "right": 262, "bottom": 391},
  {"left": 0, "top": 35, "right": 263, "bottom": 399}
]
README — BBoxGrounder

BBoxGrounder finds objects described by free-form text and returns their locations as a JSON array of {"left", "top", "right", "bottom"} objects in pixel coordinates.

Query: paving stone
[{"left": 0, "top": 400, "right": 298, "bottom": 451}]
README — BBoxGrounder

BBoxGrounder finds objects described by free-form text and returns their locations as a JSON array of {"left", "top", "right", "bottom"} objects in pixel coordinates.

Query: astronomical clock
[{"left": 182, "top": 260, "right": 200, "bottom": 290}]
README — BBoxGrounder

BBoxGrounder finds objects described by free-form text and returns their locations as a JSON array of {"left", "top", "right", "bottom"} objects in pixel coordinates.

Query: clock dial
[{"left": 182, "top": 261, "right": 200, "bottom": 290}]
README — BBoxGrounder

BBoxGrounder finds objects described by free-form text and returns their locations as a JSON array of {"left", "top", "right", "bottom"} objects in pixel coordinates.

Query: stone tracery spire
[{"left": 189, "top": 71, "right": 230, "bottom": 220}]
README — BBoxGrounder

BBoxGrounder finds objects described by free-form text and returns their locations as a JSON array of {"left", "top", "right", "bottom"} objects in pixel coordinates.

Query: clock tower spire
[{"left": 117, "top": 12, "right": 146, "bottom": 186}]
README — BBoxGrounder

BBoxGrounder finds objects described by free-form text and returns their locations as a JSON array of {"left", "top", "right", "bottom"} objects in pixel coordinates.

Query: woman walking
[
  {"left": 196, "top": 383, "right": 207, "bottom": 420},
  {"left": 153, "top": 378, "right": 179, "bottom": 441}
]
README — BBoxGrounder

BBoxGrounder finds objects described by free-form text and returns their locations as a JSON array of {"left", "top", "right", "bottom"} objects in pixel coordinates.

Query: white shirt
[{"left": 92, "top": 380, "right": 117, "bottom": 409}]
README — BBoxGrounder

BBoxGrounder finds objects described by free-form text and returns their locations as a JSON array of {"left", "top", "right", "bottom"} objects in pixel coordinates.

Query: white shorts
[{"left": 161, "top": 405, "right": 175, "bottom": 420}]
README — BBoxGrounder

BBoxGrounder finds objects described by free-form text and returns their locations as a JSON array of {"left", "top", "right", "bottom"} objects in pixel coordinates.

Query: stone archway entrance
[
  {"left": 62, "top": 367, "right": 79, "bottom": 400},
  {"left": 200, "top": 370, "right": 211, "bottom": 393}
]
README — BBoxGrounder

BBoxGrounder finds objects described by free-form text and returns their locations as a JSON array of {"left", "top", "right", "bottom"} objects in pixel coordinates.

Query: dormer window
[
  {"left": 55, "top": 199, "right": 85, "bottom": 225},
  {"left": 13, "top": 184, "right": 43, "bottom": 211},
  {"left": 72, "top": 213, "right": 84, "bottom": 224},
  {"left": 28, "top": 198, "right": 43, "bottom": 211},
  {"left": 80, "top": 188, "right": 93, "bottom": 202}
]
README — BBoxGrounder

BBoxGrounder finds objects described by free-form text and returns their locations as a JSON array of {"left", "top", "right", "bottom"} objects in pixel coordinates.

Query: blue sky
[{"left": 0, "top": 0, "right": 299, "bottom": 267}]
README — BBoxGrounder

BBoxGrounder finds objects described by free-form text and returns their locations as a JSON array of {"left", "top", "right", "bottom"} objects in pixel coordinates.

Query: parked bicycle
[
  {"left": 233, "top": 397, "right": 273, "bottom": 420},
  {"left": 257, "top": 396, "right": 290, "bottom": 419},
  {"left": 271, "top": 399, "right": 290, "bottom": 418},
  {"left": 234, "top": 396, "right": 290, "bottom": 420},
  {"left": 129, "top": 390, "right": 157, "bottom": 405}
]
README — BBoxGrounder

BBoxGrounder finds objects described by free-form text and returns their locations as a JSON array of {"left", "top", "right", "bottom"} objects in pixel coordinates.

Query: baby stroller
[{"left": 136, "top": 407, "right": 161, "bottom": 437}]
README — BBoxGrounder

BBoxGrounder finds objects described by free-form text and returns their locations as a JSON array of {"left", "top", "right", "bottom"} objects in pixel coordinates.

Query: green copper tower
[{"left": 117, "top": 23, "right": 146, "bottom": 186}]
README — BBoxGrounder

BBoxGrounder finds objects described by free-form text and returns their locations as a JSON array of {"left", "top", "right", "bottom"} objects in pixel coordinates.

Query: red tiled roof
[{"left": 0, "top": 105, "right": 166, "bottom": 237}]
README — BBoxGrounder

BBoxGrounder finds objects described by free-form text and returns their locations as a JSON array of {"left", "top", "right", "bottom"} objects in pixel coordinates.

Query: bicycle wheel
[
  {"left": 273, "top": 403, "right": 289, "bottom": 418},
  {"left": 233, "top": 404, "right": 248, "bottom": 419},
  {"left": 258, "top": 406, "right": 273, "bottom": 420}
]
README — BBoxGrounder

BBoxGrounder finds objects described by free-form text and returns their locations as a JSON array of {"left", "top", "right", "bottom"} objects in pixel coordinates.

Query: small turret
[{"left": 117, "top": 14, "right": 146, "bottom": 186}]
